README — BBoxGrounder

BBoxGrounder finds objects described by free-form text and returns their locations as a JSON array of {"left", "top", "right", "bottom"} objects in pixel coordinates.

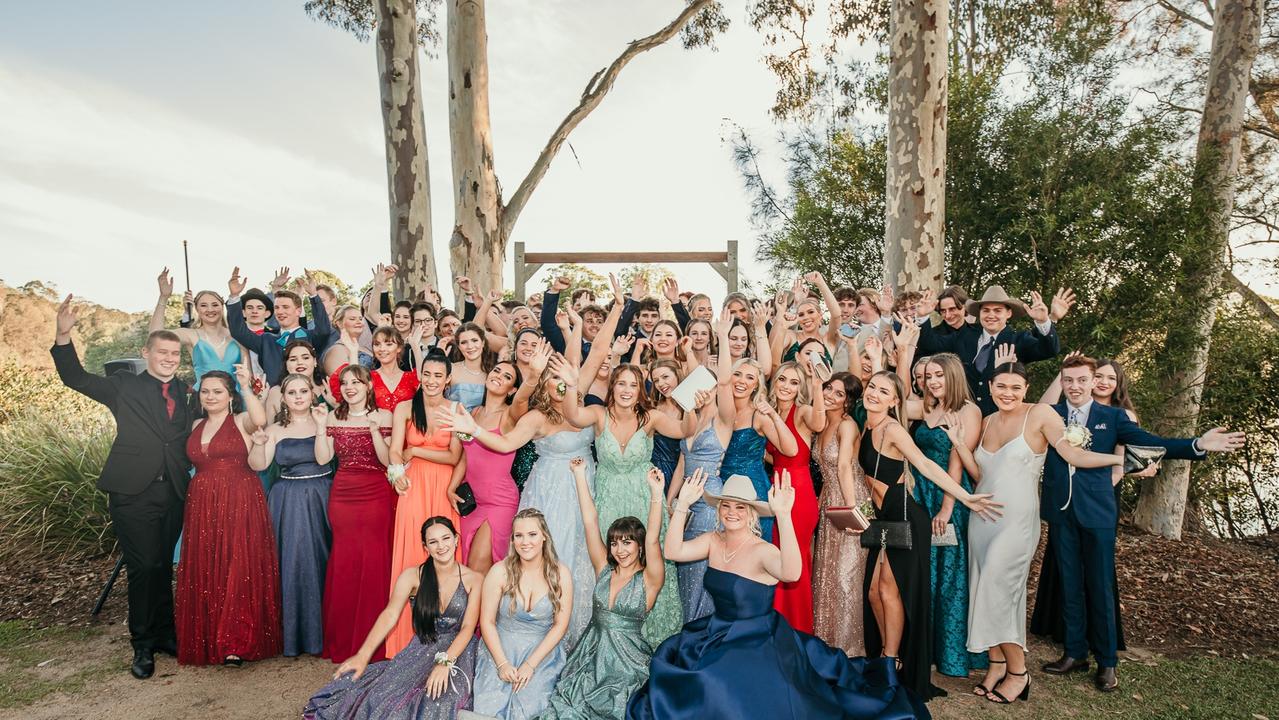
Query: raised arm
[
  {"left": 313, "top": 406, "right": 334, "bottom": 465},
  {"left": 752, "top": 302, "right": 774, "bottom": 376},
  {"left": 51, "top": 296, "right": 121, "bottom": 408},
  {"left": 760, "top": 471, "right": 802, "bottom": 583},
  {"left": 571, "top": 457, "right": 608, "bottom": 575},
  {"left": 805, "top": 272, "right": 842, "bottom": 347},
  {"left": 540, "top": 277, "right": 570, "bottom": 353},
  {"left": 235, "top": 363, "right": 267, "bottom": 432},
  {"left": 248, "top": 426, "right": 276, "bottom": 472},
  {"left": 665, "top": 469, "right": 714, "bottom": 563},
  {"left": 642, "top": 467, "right": 667, "bottom": 609},
  {"left": 884, "top": 421, "right": 1002, "bottom": 521},
  {"left": 440, "top": 404, "right": 542, "bottom": 453},
  {"left": 149, "top": 269, "right": 196, "bottom": 344},
  {"left": 714, "top": 310, "right": 737, "bottom": 427},
  {"left": 580, "top": 287, "right": 626, "bottom": 383}
]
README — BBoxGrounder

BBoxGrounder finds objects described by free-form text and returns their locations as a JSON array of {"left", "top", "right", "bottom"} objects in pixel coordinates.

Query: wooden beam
[{"left": 523, "top": 251, "right": 728, "bottom": 264}]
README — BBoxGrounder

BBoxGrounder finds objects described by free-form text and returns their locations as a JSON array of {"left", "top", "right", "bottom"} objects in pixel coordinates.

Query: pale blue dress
[
  {"left": 473, "top": 593, "right": 566, "bottom": 720},
  {"left": 677, "top": 424, "right": 725, "bottom": 623},
  {"left": 446, "top": 382, "right": 487, "bottom": 412},
  {"left": 517, "top": 427, "right": 596, "bottom": 650},
  {"left": 192, "top": 335, "right": 243, "bottom": 389}
]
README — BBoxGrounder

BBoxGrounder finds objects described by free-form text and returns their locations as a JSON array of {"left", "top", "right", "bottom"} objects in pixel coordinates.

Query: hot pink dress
[{"left": 460, "top": 427, "right": 519, "bottom": 565}]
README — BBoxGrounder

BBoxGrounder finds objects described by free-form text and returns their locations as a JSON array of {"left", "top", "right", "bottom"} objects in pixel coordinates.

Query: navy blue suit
[
  {"left": 228, "top": 295, "right": 331, "bottom": 385},
  {"left": 917, "top": 320, "right": 1059, "bottom": 415},
  {"left": 1043, "top": 401, "right": 1203, "bottom": 666}
]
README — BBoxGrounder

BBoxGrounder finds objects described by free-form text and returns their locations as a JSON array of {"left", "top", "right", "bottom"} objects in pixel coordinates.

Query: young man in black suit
[
  {"left": 51, "top": 296, "right": 192, "bottom": 680},
  {"left": 916, "top": 285, "right": 1076, "bottom": 414}
]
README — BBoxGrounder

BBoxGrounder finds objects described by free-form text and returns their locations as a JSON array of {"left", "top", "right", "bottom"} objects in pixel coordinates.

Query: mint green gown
[
  {"left": 592, "top": 419, "right": 681, "bottom": 647},
  {"left": 540, "top": 568, "right": 652, "bottom": 719}
]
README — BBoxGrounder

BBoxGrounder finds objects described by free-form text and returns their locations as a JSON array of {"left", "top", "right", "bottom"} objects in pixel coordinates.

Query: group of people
[{"left": 51, "top": 263, "right": 1245, "bottom": 719}]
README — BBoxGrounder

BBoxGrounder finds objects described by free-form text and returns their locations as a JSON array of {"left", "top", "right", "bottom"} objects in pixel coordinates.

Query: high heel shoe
[
  {"left": 974, "top": 659, "right": 1006, "bottom": 696},
  {"left": 986, "top": 670, "right": 1030, "bottom": 704}
]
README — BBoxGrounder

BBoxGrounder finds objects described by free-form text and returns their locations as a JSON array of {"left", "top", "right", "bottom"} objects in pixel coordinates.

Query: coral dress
[
  {"left": 385, "top": 410, "right": 461, "bottom": 657},
  {"left": 766, "top": 406, "right": 818, "bottom": 633},
  {"left": 177, "top": 417, "right": 282, "bottom": 665},
  {"left": 322, "top": 425, "right": 395, "bottom": 664}
]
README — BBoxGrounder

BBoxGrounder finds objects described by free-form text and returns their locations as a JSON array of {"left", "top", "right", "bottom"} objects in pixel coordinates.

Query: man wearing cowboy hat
[{"left": 915, "top": 285, "right": 1076, "bottom": 415}]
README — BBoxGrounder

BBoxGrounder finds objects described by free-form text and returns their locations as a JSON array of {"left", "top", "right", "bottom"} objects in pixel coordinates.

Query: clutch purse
[
  {"left": 1123, "top": 445, "right": 1166, "bottom": 474},
  {"left": 931, "top": 523, "right": 958, "bottom": 547},
  {"left": 858, "top": 426, "right": 914, "bottom": 550},
  {"left": 824, "top": 506, "right": 871, "bottom": 533},
  {"left": 455, "top": 482, "right": 478, "bottom": 516}
]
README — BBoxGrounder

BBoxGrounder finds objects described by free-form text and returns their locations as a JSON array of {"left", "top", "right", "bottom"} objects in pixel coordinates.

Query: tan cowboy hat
[
  {"left": 965, "top": 285, "right": 1027, "bottom": 319},
  {"left": 704, "top": 474, "right": 774, "bottom": 516}
]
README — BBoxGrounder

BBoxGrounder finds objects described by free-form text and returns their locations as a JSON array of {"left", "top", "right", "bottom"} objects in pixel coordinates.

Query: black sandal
[
  {"left": 974, "top": 659, "right": 1006, "bottom": 696},
  {"left": 222, "top": 655, "right": 244, "bottom": 668},
  {"left": 883, "top": 655, "right": 904, "bottom": 672},
  {"left": 986, "top": 670, "right": 1030, "bottom": 704}
]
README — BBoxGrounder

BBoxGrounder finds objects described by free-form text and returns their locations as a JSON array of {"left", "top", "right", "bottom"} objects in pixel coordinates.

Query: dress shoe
[
  {"left": 1041, "top": 654, "right": 1090, "bottom": 675},
  {"left": 131, "top": 649, "right": 155, "bottom": 680},
  {"left": 1094, "top": 666, "right": 1119, "bottom": 692},
  {"left": 153, "top": 639, "right": 178, "bottom": 657}
]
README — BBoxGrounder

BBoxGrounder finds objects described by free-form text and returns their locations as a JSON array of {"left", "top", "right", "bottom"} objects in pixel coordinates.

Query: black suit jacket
[
  {"left": 52, "top": 342, "right": 193, "bottom": 498},
  {"left": 917, "top": 320, "right": 1060, "bottom": 414}
]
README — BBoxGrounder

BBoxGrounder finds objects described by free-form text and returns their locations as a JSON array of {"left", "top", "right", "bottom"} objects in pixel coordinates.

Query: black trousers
[{"left": 108, "top": 477, "right": 184, "bottom": 652}]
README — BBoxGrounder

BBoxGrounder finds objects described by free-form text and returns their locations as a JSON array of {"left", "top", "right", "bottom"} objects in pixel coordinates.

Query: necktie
[
  {"left": 975, "top": 336, "right": 993, "bottom": 374},
  {"left": 160, "top": 382, "right": 176, "bottom": 420}
]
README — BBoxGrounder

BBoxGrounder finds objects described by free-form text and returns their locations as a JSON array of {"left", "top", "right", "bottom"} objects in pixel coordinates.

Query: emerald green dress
[
  {"left": 592, "top": 419, "right": 681, "bottom": 647},
  {"left": 539, "top": 568, "right": 652, "bottom": 720}
]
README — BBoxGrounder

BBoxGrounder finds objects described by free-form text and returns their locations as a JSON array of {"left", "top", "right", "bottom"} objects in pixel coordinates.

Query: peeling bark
[
  {"left": 883, "top": 0, "right": 949, "bottom": 294},
  {"left": 1133, "top": 0, "right": 1263, "bottom": 540},
  {"left": 375, "top": 0, "right": 437, "bottom": 299}
]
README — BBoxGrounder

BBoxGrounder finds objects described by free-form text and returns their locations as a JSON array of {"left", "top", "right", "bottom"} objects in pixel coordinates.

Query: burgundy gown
[
  {"left": 321, "top": 425, "right": 395, "bottom": 663},
  {"left": 767, "top": 405, "right": 818, "bottom": 634},
  {"left": 177, "top": 417, "right": 283, "bottom": 665}
]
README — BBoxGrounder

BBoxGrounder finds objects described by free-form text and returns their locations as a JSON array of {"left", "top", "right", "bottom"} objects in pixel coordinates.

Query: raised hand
[
  {"left": 311, "top": 405, "right": 329, "bottom": 427},
  {"left": 993, "top": 343, "right": 1018, "bottom": 368},
  {"left": 382, "top": 264, "right": 399, "bottom": 283},
  {"left": 456, "top": 276, "right": 473, "bottom": 297},
  {"left": 270, "top": 266, "right": 291, "bottom": 292},
  {"left": 183, "top": 289, "right": 194, "bottom": 307},
  {"left": 233, "top": 362, "right": 253, "bottom": 391},
  {"left": 528, "top": 338, "right": 553, "bottom": 376},
  {"left": 157, "top": 268, "right": 174, "bottom": 298},
  {"left": 549, "top": 275, "right": 571, "bottom": 293},
  {"left": 803, "top": 271, "right": 826, "bottom": 288},
  {"left": 555, "top": 310, "right": 570, "bottom": 332},
  {"left": 676, "top": 467, "right": 708, "bottom": 507},
  {"left": 1197, "top": 427, "right": 1245, "bottom": 453},
  {"left": 565, "top": 303, "right": 582, "bottom": 329},
  {"left": 646, "top": 467, "right": 665, "bottom": 497},
  {"left": 662, "top": 277, "right": 680, "bottom": 303},
  {"left": 715, "top": 308, "right": 734, "bottom": 337},
  {"left": 611, "top": 332, "right": 636, "bottom": 357},
  {"left": 891, "top": 312, "right": 919, "bottom": 349},
  {"left": 941, "top": 411, "right": 965, "bottom": 446},
  {"left": 915, "top": 288, "right": 937, "bottom": 317},
  {"left": 877, "top": 285, "right": 896, "bottom": 316},
  {"left": 548, "top": 353, "right": 580, "bottom": 387},
  {"left": 751, "top": 300, "right": 769, "bottom": 329},
  {"left": 963, "top": 493, "right": 1003, "bottom": 522},
  {"left": 1026, "top": 291, "right": 1050, "bottom": 324},
  {"left": 630, "top": 274, "right": 649, "bottom": 300},
  {"left": 692, "top": 388, "right": 713, "bottom": 409},
  {"left": 1050, "top": 287, "right": 1077, "bottom": 322},
  {"left": 768, "top": 469, "right": 796, "bottom": 516},
  {"left": 609, "top": 273, "right": 624, "bottom": 305},
  {"left": 632, "top": 337, "right": 651, "bottom": 359},
  {"left": 297, "top": 271, "right": 318, "bottom": 297},
  {"left": 228, "top": 267, "right": 247, "bottom": 297}
]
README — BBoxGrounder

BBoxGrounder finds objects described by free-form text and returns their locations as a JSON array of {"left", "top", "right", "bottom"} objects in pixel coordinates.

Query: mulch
[{"left": 3, "top": 526, "right": 1277, "bottom": 658}]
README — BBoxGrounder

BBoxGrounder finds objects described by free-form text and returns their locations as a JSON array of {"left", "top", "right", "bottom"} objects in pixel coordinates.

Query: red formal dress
[
  {"left": 326, "top": 366, "right": 419, "bottom": 413},
  {"left": 177, "top": 417, "right": 283, "bottom": 665},
  {"left": 767, "top": 405, "right": 818, "bottom": 633},
  {"left": 321, "top": 425, "right": 395, "bottom": 663}
]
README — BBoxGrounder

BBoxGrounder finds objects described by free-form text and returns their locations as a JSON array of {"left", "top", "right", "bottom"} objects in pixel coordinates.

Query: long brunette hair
[{"left": 412, "top": 517, "right": 459, "bottom": 642}]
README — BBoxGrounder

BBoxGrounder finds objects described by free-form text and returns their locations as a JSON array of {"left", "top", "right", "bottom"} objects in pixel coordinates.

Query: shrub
[
  {"left": 0, "top": 364, "right": 102, "bottom": 424},
  {"left": 0, "top": 411, "right": 114, "bottom": 559}
]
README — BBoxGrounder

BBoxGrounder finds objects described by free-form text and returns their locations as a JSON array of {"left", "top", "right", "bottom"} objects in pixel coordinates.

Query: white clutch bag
[{"left": 671, "top": 365, "right": 717, "bottom": 413}]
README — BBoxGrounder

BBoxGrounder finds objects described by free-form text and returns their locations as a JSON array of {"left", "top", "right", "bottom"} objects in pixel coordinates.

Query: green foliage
[
  {"left": 0, "top": 364, "right": 102, "bottom": 424},
  {"left": 0, "top": 410, "right": 114, "bottom": 560},
  {"left": 303, "top": 0, "right": 442, "bottom": 48},
  {"left": 536, "top": 264, "right": 611, "bottom": 309}
]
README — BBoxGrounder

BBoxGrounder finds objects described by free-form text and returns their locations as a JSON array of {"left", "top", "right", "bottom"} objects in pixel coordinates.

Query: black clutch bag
[
  {"left": 859, "top": 426, "right": 914, "bottom": 550},
  {"left": 1123, "top": 445, "right": 1166, "bottom": 474},
  {"left": 455, "top": 482, "right": 478, "bottom": 516}
]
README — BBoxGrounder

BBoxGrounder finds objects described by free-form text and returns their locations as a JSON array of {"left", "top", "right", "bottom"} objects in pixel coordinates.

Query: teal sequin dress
[
  {"left": 910, "top": 421, "right": 988, "bottom": 677},
  {"left": 539, "top": 568, "right": 652, "bottom": 720},
  {"left": 593, "top": 420, "right": 681, "bottom": 647}
]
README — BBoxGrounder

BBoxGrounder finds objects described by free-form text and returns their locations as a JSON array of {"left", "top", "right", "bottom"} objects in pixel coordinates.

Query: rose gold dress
[{"left": 812, "top": 432, "right": 870, "bottom": 656}]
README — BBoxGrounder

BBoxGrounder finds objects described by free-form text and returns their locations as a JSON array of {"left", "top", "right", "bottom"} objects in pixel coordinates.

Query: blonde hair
[
  {"left": 190, "top": 290, "right": 227, "bottom": 330},
  {"left": 767, "top": 360, "right": 812, "bottom": 408},
  {"left": 716, "top": 503, "right": 763, "bottom": 538},
  {"left": 731, "top": 358, "right": 766, "bottom": 405},
  {"left": 502, "top": 508, "right": 565, "bottom": 621},
  {"left": 923, "top": 353, "right": 973, "bottom": 413},
  {"left": 528, "top": 365, "right": 566, "bottom": 425}
]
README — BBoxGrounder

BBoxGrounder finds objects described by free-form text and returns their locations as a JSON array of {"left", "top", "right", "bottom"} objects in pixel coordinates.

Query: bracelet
[{"left": 496, "top": 661, "right": 510, "bottom": 672}]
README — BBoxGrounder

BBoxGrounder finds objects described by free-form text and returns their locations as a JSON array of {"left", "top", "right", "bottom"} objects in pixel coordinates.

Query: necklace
[{"left": 720, "top": 531, "right": 750, "bottom": 564}]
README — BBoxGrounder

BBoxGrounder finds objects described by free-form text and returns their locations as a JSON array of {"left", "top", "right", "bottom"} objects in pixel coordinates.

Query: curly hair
[
  {"left": 502, "top": 508, "right": 565, "bottom": 622},
  {"left": 528, "top": 364, "right": 567, "bottom": 425}
]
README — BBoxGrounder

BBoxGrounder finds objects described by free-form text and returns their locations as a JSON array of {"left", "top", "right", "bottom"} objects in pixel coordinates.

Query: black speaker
[{"left": 103, "top": 358, "right": 146, "bottom": 376}]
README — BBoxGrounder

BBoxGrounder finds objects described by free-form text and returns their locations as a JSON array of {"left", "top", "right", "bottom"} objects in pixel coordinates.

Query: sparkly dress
[
  {"left": 512, "top": 442, "right": 538, "bottom": 493},
  {"left": 373, "top": 370, "right": 420, "bottom": 412},
  {"left": 323, "top": 425, "right": 395, "bottom": 663},
  {"left": 269, "top": 436, "right": 333, "bottom": 657},
  {"left": 593, "top": 420, "right": 680, "bottom": 647},
  {"left": 540, "top": 569, "right": 652, "bottom": 720},
  {"left": 473, "top": 593, "right": 566, "bottom": 720},
  {"left": 719, "top": 422, "right": 771, "bottom": 539},
  {"left": 305, "top": 576, "right": 478, "bottom": 719},
  {"left": 677, "top": 424, "right": 725, "bottom": 623},
  {"left": 517, "top": 427, "right": 595, "bottom": 650},
  {"left": 765, "top": 406, "right": 817, "bottom": 633},
  {"left": 812, "top": 432, "right": 868, "bottom": 656},
  {"left": 911, "top": 422, "right": 986, "bottom": 676},
  {"left": 177, "top": 418, "right": 282, "bottom": 665},
  {"left": 387, "top": 412, "right": 460, "bottom": 657},
  {"left": 461, "top": 429, "right": 518, "bottom": 566}
]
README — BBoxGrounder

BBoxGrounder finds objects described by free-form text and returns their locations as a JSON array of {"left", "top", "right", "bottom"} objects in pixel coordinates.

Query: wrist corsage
[
  {"left": 433, "top": 651, "right": 454, "bottom": 668},
  {"left": 386, "top": 463, "right": 408, "bottom": 486}
]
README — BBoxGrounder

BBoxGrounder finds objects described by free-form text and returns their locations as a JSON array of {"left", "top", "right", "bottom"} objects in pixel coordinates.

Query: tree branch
[
  {"left": 501, "top": 0, "right": 715, "bottom": 238},
  {"left": 1228, "top": 271, "right": 1279, "bottom": 331},
  {"left": 1157, "top": 0, "right": 1214, "bottom": 31}
]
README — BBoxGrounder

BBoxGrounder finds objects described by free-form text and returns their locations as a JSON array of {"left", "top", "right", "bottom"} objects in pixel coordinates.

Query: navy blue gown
[
  {"left": 651, "top": 432, "right": 681, "bottom": 493},
  {"left": 268, "top": 436, "right": 333, "bottom": 657},
  {"left": 626, "top": 567, "right": 929, "bottom": 719}
]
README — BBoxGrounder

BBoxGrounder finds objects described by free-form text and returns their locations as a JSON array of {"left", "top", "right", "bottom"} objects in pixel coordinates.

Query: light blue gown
[
  {"left": 677, "top": 424, "right": 725, "bottom": 623},
  {"left": 191, "top": 335, "right": 243, "bottom": 389},
  {"left": 473, "top": 593, "right": 566, "bottom": 720},
  {"left": 446, "top": 382, "right": 487, "bottom": 412},
  {"left": 517, "top": 427, "right": 596, "bottom": 650}
]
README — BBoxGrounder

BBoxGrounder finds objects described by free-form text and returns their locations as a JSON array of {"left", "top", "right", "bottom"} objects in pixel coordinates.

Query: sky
[{"left": 0, "top": 1, "right": 797, "bottom": 312}]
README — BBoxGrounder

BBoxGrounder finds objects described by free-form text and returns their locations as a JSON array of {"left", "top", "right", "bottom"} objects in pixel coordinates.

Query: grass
[
  {"left": 0, "top": 620, "right": 115, "bottom": 709},
  {"left": 932, "top": 655, "right": 1279, "bottom": 719}
]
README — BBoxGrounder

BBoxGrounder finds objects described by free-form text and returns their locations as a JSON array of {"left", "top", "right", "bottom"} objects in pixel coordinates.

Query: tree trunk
[
  {"left": 1133, "top": 0, "right": 1262, "bottom": 540},
  {"left": 375, "top": 0, "right": 437, "bottom": 300},
  {"left": 447, "top": 0, "right": 504, "bottom": 304},
  {"left": 883, "top": 0, "right": 949, "bottom": 293}
]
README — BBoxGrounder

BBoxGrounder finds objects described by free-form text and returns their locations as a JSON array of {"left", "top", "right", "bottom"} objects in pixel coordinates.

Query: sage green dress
[
  {"left": 592, "top": 419, "right": 681, "bottom": 646},
  {"left": 538, "top": 568, "right": 652, "bottom": 720}
]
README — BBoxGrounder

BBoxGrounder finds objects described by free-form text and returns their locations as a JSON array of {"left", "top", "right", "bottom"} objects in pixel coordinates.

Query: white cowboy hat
[{"left": 704, "top": 474, "right": 774, "bottom": 517}]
